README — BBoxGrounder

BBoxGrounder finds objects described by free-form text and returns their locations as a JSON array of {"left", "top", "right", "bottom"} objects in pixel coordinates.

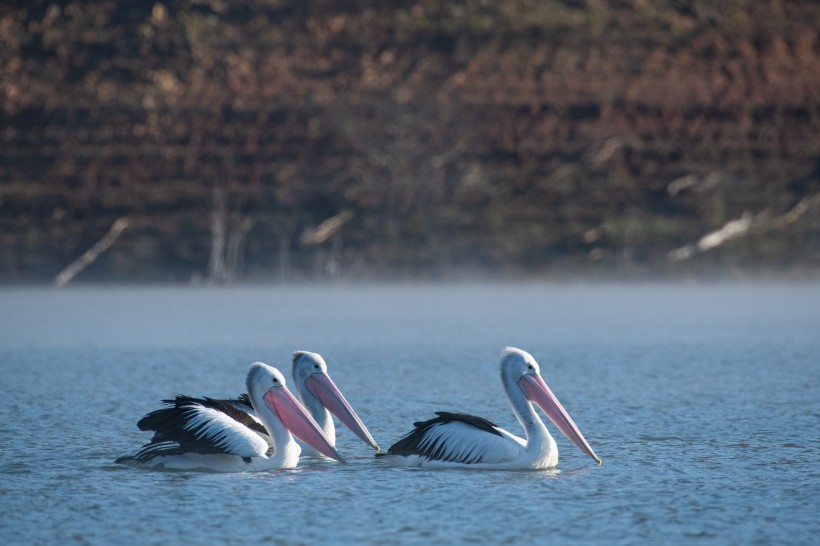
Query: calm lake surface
[{"left": 1, "top": 283, "right": 818, "bottom": 545}]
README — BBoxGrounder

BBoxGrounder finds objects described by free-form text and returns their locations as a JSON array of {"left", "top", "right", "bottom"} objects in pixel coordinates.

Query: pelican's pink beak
[
  {"left": 305, "top": 373, "right": 380, "bottom": 452},
  {"left": 519, "top": 373, "right": 602, "bottom": 464},
  {"left": 263, "top": 386, "right": 345, "bottom": 463}
]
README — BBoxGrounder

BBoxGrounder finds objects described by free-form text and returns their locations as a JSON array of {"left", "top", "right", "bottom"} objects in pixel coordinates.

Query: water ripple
[{"left": 1, "top": 284, "right": 818, "bottom": 545}]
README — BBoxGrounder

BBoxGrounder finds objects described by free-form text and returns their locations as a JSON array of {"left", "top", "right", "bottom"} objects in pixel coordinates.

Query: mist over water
[{"left": 2, "top": 283, "right": 818, "bottom": 544}]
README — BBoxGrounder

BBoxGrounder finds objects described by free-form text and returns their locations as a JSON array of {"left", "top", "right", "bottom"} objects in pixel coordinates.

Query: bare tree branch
[
  {"left": 54, "top": 218, "right": 129, "bottom": 286},
  {"left": 668, "top": 194, "right": 820, "bottom": 262}
]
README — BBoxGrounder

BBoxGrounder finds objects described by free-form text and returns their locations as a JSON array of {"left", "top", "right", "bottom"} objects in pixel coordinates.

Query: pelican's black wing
[
  {"left": 131, "top": 395, "right": 269, "bottom": 463},
  {"left": 382, "top": 412, "right": 516, "bottom": 465}
]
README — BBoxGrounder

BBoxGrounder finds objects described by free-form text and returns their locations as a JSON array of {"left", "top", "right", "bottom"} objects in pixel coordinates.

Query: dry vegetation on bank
[{"left": 2, "top": 0, "right": 819, "bottom": 282}]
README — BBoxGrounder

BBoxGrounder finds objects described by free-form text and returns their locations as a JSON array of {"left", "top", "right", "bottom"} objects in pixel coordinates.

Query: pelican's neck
[
  {"left": 252, "top": 395, "right": 302, "bottom": 467},
  {"left": 295, "top": 380, "right": 336, "bottom": 446},
  {"left": 503, "top": 373, "right": 557, "bottom": 465}
]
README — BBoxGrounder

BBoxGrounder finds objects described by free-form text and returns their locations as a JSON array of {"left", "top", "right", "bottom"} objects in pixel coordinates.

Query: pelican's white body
[
  {"left": 138, "top": 446, "right": 302, "bottom": 472},
  {"left": 382, "top": 424, "right": 559, "bottom": 470}
]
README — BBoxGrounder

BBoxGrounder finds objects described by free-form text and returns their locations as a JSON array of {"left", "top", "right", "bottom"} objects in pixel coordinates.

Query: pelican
[
  {"left": 217, "top": 351, "right": 379, "bottom": 456},
  {"left": 116, "top": 362, "right": 343, "bottom": 471},
  {"left": 289, "top": 351, "right": 379, "bottom": 454},
  {"left": 377, "top": 347, "right": 601, "bottom": 470}
]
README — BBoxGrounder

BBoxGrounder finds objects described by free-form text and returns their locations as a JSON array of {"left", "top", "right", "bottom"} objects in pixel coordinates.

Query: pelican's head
[
  {"left": 245, "top": 362, "right": 344, "bottom": 462},
  {"left": 500, "top": 347, "right": 602, "bottom": 465},
  {"left": 246, "top": 361, "right": 289, "bottom": 402},
  {"left": 292, "top": 351, "right": 328, "bottom": 386},
  {"left": 291, "top": 351, "right": 380, "bottom": 452},
  {"left": 500, "top": 347, "right": 541, "bottom": 384}
]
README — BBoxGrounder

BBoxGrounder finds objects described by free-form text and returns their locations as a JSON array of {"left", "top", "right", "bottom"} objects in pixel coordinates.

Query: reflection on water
[{"left": 1, "top": 283, "right": 819, "bottom": 544}]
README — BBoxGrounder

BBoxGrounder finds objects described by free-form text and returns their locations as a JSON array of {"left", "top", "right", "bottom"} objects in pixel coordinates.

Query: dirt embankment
[{"left": 2, "top": 1, "right": 819, "bottom": 282}]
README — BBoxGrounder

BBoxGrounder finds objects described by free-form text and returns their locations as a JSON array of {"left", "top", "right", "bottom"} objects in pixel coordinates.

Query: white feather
[
  {"left": 183, "top": 405, "right": 269, "bottom": 457},
  {"left": 417, "top": 421, "right": 521, "bottom": 465}
]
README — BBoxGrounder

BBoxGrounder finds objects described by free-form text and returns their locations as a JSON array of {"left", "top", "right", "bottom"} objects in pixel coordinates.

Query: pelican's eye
[
  {"left": 314, "top": 364, "right": 321, "bottom": 370},
  {"left": 527, "top": 364, "right": 535, "bottom": 372}
]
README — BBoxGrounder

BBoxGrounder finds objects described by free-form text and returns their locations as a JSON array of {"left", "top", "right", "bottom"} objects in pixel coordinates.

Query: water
[{"left": 1, "top": 283, "right": 818, "bottom": 545}]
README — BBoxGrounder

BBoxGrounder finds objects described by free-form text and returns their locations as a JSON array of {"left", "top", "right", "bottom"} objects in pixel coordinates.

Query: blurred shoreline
[{"left": 2, "top": 1, "right": 819, "bottom": 284}]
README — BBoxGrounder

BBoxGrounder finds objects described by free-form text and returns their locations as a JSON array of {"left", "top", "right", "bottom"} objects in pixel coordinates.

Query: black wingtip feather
[
  {"left": 385, "top": 411, "right": 503, "bottom": 460},
  {"left": 128, "top": 393, "right": 270, "bottom": 462}
]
